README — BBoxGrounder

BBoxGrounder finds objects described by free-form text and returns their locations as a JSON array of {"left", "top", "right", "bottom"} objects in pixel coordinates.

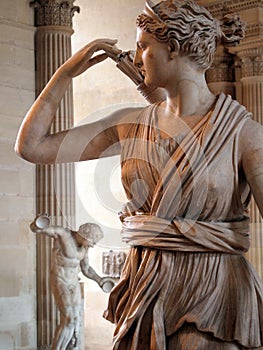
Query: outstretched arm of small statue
[
  {"left": 80, "top": 257, "right": 103, "bottom": 285},
  {"left": 34, "top": 225, "right": 71, "bottom": 240},
  {"left": 33, "top": 226, "right": 58, "bottom": 238},
  {"left": 80, "top": 259, "right": 114, "bottom": 292}
]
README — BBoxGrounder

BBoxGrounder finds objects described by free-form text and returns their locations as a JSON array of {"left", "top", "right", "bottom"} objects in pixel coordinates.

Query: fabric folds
[
  {"left": 121, "top": 214, "right": 250, "bottom": 254},
  {"left": 104, "top": 94, "right": 263, "bottom": 349}
]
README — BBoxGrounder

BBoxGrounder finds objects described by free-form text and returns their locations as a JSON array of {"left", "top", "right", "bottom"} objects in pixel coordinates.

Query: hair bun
[{"left": 220, "top": 13, "right": 246, "bottom": 47}]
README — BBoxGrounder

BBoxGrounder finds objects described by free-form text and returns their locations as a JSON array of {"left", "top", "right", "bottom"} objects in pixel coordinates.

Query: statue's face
[{"left": 134, "top": 28, "right": 172, "bottom": 89}]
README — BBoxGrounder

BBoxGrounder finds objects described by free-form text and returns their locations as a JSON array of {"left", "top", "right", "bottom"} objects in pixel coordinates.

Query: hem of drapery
[
  {"left": 168, "top": 319, "right": 263, "bottom": 349},
  {"left": 103, "top": 248, "right": 263, "bottom": 349},
  {"left": 104, "top": 309, "right": 263, "bottom": 349}
]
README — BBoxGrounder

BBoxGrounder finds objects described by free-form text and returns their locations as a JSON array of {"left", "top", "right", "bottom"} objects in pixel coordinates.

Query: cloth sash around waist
[{"left": 121, "top": 214, "right": 250, "bottom": 254}]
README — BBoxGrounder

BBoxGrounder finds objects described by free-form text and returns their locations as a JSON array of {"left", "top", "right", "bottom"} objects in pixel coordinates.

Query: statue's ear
[{"left": 168, "top": 38, "right": 180, "bottom": 58}]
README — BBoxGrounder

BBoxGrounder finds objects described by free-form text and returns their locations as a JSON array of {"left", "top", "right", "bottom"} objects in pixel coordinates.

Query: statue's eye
[{"left": 137, "top": 42, "right": 146, "bottom": 50}]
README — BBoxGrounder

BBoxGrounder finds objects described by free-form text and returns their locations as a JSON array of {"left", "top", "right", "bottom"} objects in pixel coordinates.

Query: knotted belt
[{"left": 121, "top": 214, "right": 250, "bottom": 254}]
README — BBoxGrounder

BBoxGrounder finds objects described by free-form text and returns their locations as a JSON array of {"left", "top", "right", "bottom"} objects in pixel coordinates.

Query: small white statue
[{"left": 31, "top": 215, "right": 114, "bottom": 350}]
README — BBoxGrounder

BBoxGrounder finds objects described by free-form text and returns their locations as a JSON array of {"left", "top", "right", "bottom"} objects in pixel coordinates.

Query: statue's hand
[
  {"left": 115, "top": 50, "right": 144, "bottom": 85},
  {"left": 99, "top": 276, "right": 115, "bottom": 293},
  {"left": 59, "top": 38, "right": 121, "bottom": 78},
  {"left": 104, "top": 41, "right": 123, "bottom": 62}
]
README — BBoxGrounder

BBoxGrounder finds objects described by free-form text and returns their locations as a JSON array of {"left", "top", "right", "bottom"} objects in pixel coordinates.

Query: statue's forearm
[{"left": 82, "top": 265, "right": 102, "bottom": 284}]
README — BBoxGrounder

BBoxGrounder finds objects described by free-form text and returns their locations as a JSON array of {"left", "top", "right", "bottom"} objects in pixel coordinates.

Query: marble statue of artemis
[{"left": 16, "top": 0, "right": 263, "bottom": 349}]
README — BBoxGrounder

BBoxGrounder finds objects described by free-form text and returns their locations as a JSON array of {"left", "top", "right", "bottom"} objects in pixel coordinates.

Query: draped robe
[{"left": 104, "top": 94, "right": 263, "bottom": 349}]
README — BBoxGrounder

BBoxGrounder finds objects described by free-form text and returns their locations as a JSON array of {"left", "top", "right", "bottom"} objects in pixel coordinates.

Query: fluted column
[
  {"left": 228, "top": 4, "right": 263, "bottom": 279},
  {"left": 237, "top": 46, "right": 263, "bottom": 279},
  {"left": 30, "top": 1, "right": 79, "bottom": 348},
  {"left": 206, "top": 45, "right": 236, "bottom": 97}
]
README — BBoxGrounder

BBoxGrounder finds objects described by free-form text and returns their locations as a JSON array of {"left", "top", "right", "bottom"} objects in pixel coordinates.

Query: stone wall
[
  {"left": 0, "top": 2, "right": 37, "bottom": 349},
  {"left": 72, "top": 0, "right": 147, "bottom": 120}
]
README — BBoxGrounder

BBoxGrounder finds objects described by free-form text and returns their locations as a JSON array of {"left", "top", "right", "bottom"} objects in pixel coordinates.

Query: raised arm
[
  {"left": 34, "top": 225, "right": 80, "bottom": 259},
  {"left": 34, "top": 225, "right": 71, "bottom": 239},
  {"left": 240, "top": 119, "right": 263, "bottom": 217},
  {"left": 15, "top": 39, "right": 140, "bottom": 164}
]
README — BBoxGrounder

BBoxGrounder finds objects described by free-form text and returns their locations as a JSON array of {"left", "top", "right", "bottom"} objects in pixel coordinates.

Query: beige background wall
[
  {"left": 0, "top": 1, "right": 36, "bottom": 350},
  {"left": 72, "top": 0, "right": 147, "bottom": 119}
]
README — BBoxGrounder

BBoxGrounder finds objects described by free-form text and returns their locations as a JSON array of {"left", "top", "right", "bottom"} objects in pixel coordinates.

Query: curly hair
[{"left": 137, "top": 0, "right": 245, "bottom": 70}]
